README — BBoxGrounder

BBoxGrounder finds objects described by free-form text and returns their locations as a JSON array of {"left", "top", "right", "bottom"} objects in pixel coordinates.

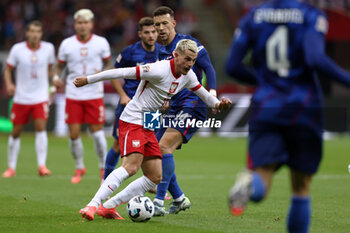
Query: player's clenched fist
[
  {"left": 74, "top": 77, "right": 88, "bottom": 87},
  {"left": 215, "top": 97, "right": 232, "bottom": 112}
]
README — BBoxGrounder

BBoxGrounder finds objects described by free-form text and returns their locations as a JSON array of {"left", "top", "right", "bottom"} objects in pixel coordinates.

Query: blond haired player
[
  {"left": 74, "top": 39, "right": 231, "bottom": 221},
  {"left": 2, "top": 20, "right": 55, "bottom": 178},
  {"left": 53, "top": 9, "right": 112, "bottom": 184}
]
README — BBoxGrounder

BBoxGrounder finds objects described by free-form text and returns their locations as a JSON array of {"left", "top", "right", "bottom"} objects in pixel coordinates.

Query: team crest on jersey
[
  {"left": 142, "top": 65, "right": 150, "bottom": 72},
  {"left": 80, "top": 47, "right": 88, "bottom": 57},
  {"left": 132, "top": 140, "right": 140, "bottom": 148},
  {"left": 31, "top": 54, "right": 38, "bottom": 63},
  {"left": 169, "top": 82, "right": 179, "bottom": 94}
]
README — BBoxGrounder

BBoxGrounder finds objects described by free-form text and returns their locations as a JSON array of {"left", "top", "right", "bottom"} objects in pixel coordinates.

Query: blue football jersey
[
  {"left": 227, "top": 0, "right": 331, "bottom": 130},
  {"left": 159, "top": 33, "right": 216, "bottom": 108},
  {"left": 115, "top": 41, "right": 161, "bottom": 97}
]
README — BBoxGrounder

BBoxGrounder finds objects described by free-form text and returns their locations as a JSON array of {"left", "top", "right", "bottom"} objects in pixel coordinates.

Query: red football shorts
[
  {"left": 119, "top": 120, "right": 162, "bottom": 158},
  {"left": 65, "top": 98, "right": 105, "bottom": 124},
  {"left": 11, "top": 102, "right": 49, "bottom": 124}
]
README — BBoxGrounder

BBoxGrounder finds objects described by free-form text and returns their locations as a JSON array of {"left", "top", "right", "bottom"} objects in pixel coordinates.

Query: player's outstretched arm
[
  {"left": 191, "top": 84, "right": 232, "bottom": 111},
  {"left": 73, "top": 67, "right": 138, "bottom": 87}
]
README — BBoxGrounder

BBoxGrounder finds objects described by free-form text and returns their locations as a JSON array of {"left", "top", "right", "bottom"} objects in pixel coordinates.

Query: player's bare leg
[
  {"left": 2, "top": 124, "right": 23, "bottom": 178},
  {"left": 102, "top": 154, "right": 161, "bottom": 207},
  {"left": 34, "top": 119, "right": 51, "bottom": 176},
  {"left": 79, "top": 153, "right": 141, "bottom": 221},
  {"left": 95, "top": 156, "right": 161, "bottom": 220},
  {"left": 80, "top": 153, "right": 161, "bottom": 221}
]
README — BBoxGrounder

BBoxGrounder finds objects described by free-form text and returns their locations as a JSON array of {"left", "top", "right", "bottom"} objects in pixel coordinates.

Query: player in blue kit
[
  {"left": 152, "top": 6, "right": 217, "bottom": 216},
  {"left": 226, "top": 1, "right": 350, "bottom": 232},
  {"left": 103, "top": 17, "right": 161, "bottom": 179}
]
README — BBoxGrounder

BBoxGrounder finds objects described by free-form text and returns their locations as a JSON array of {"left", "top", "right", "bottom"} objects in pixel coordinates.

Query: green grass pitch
[{"left": 0, "top": 133, "right": 350, "bottom": 233}]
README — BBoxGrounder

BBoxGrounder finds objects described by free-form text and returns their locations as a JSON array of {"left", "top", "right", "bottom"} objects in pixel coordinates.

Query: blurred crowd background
[
  {"left": 0, "top": 0, "right": 196, "bottom": 52},
  {"left": 1, "top": 0, "right": 350, "bottom": 133},
  {"left": 1, "top": 0, "right": 350, "bottom": 84}
]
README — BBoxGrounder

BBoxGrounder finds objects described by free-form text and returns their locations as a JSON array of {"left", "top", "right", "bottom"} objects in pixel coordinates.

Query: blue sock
[
  {"left": 168, "top": 173, "right": 183, "bottom": 199},
  {"left": 287, "top": 196, "right": 311, "bottom": 233},
  {"left": 103, "top": 147, "right": 120, "bottom": 179},
  {"left": 250, "top": 172, "right": 266, "bottom": 202},
  {"left": 155, "top": 153, "right": 175, "bottom": 200}
]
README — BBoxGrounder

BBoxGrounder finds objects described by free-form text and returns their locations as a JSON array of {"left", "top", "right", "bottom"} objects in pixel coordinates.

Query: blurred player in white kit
[
  {"left": 53, "top": 9, "right": 112, "bottom": 184},
  {"left": 3, "top": 20, "right": 55, "bottom": 178}
]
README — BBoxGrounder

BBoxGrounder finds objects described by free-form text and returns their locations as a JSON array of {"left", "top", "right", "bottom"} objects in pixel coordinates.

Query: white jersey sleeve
[
  {"left": 137, "top": 63, "right": 163, "bottom": 82},
  {"left": 100, "top": 37, "right": 111, "bottom": 60},
  {"left": 87, "top": 67, "right": 137, "bottom": 83},
  {"left": 87, "top": 62, "right": 164, "bottom": 84},
  {"left": 48, "top": 43, "right": 55, "bottom": 65},
  {"left": 6, "top": 44, "right": 19, "bottom": 67},
  {"left": 57, "top": 39, "right": 68, "bottom": 63}
]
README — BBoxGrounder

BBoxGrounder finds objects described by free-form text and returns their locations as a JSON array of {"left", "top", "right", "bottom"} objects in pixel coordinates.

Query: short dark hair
[
  {"left": 26, "top": 20, "right": 43, "bottom": 31},
  {"left": 152, "top": 6, "right": 174, "bottom": 18},
  {"left": 138, "top": 17, "right": 154, "bottom": 31}
]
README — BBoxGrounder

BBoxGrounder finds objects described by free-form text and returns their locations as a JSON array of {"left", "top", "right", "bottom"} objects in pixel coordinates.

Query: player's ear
[
  {"left": 172, "top": 19, "right": 177, "bottom": 28},
  {"left": 173, "top": 51, "right": 178, "bottom": 58},
  {"left": 137, "top": 31, "right": 142, "bottom": 39}
]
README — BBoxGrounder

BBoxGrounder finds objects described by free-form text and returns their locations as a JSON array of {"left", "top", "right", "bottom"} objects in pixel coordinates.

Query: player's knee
[
  {"left": 70, "top": 134, "right": 80, "bottom": 140},
  {"left": 11, "top": 132, "right": 21, "bottom": 139},
  {"left": 123, "top": 164, "right": 139, "bottom": 176},
  {"left": 291, "top": 171, "right": 312, "bottom": 196},
  {"left": 147, "top": 173, "right": 162, "bottom": 185},
  {"left": 159, "top": 143, "right": 171, "bottom": 155}
]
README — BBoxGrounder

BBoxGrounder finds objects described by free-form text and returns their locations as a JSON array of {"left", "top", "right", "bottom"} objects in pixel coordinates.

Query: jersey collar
[
  {"left": 26, "top": 41, "right": 41, "bottom": 51},
  {"left": 170, "top": 59, "right": 181, "bottom": 79},
  {"left": 76, "top": 33, "right": 93, "bottom": 44}
]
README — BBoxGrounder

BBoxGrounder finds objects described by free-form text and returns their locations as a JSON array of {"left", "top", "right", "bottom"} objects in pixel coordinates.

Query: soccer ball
[{"left": 126, "top": 195, "right": 154, "bottom": 222}]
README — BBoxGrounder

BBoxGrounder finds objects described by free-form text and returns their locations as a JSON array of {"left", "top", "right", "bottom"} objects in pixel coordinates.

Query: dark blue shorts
[
  {"left": 248, "top": 122, "right": 323, "bottom": 174},
  {"left": 112, "top": 103, "right": 125, "bottom": 140},
  {"left": 155, "top": 107, "right": 207, "bottom": 149}
]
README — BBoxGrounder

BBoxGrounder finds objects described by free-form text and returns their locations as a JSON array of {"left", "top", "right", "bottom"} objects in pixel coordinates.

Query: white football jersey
[
  {"left": 6, "top": 41, "right": 55, "bottom": 104},
  {"left": 58, "top": 34, "right": 111, "bottom": 100},
  {"left": 87, "top": 59, "right": 219, "bottom": 126}
]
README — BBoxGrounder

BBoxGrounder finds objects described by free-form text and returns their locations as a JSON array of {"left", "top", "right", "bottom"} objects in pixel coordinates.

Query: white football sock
[
  {"left": 103, "top": 176, "right": 156, "bottom": 209},
  {"left": 174, "top": 194, "right": 185, "bottom": 202},
  {"left": 69, "top": 137, "right": 84, "bottom": 169},
  {"left": 8, "top": 136, "right": 20, "bottom": 170},
  {"left": 88, "top": 166, "right": 129, "bottom": 208},
  {"left": 92, "top": 130, "right": 107, "bottom": 169},
  {"left": 35, "top": 131, "right": 48, "bottom": 167},
  {"left": 153, "top": 198, "right": 164, "bottom": 206}
]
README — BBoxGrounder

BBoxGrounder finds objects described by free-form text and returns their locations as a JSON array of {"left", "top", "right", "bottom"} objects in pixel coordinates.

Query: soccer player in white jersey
[
  {"left": 53, "top": 9, "right": 112, "bottom": 184},
  {"left": 2, "top": 20, "right": 55, "bottom": 178},
  {"left": 74, "top": 39, "right": 231, "bottom": 221}
]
